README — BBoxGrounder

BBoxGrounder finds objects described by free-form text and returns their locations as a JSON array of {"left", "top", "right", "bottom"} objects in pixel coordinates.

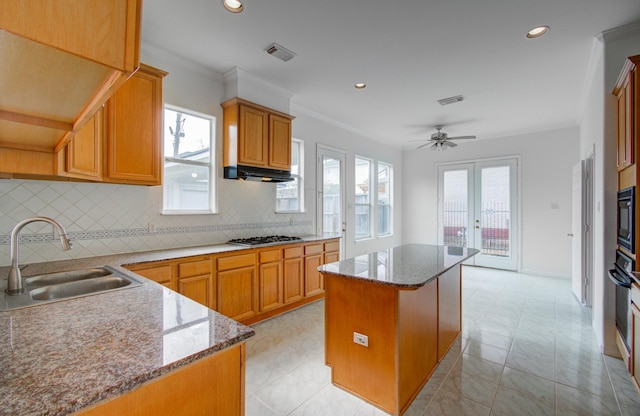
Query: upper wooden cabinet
[
  {"left": 104, "top": 64, "right": 166, "bottom": 185},
  {"left": 221, "top": 98, "right": 294, "bottom": 171},
  {"left": 614, "top": 55, "right": 639, "bottom": 173},
  {"left": 0, "top": 0, "right": 141, "bottom": 156},
  {"left": 60, "top": 64, "right": 167, "bottom": 185}
]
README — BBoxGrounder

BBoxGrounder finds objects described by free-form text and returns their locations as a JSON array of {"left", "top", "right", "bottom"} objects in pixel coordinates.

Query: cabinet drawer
[
  {"left": 259, "top": 249, "right": 282, "bottom": 263},
  {"left": 178, "top": 259, "right": 212, "bottom": 278},
  {"left": 632, "top": 282, "right": 640, "bottom": 306},
  {"left": 133, "top": 265, "right": 172, "bottom": 284},
  {"left": 284, "top": 246, "right": 303, "bottom": 258},
  {"left": 217, "top": 253, "right": 256, "bottom": 271},
  {"left": 304, "top": 244, "right": 323, "bottom": 256},
  {"left": 324, "top": 241, "right": 339, "bottom": 253}
]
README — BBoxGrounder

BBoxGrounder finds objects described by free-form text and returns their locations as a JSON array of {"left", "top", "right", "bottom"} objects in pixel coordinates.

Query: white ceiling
[{"left": 141, "top": 0, "right": 640, "bottom": 149}]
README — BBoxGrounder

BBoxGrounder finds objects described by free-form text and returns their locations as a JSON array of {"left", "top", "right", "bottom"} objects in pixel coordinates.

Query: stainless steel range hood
[{"left": 224, "top": 165, "right": 294, "bottom": 183}]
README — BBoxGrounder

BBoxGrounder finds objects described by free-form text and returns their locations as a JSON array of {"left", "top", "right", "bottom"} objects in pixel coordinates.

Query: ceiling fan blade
[
  {"left": 444, "top": 141, "right": 458, "bottom": 148},
  {"left": 448, "top": 135, "right": 476, "bottom": 140},
  {"left": 408, "top": 139, "right": 428, "bottom": 142},
  {"left": 416, "top": 143, "right": 429, "bottom": 149}
]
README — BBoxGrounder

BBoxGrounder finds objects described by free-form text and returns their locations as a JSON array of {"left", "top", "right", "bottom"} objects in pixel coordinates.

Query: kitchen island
[{"left": 319, "top": 244, "right": 478, "bottom": 416}]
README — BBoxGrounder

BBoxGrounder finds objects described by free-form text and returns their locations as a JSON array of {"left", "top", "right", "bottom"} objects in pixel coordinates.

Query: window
[
  {"left": 162, "top": 105, "right": 216, "bottom": 214},
  {"left": 276, "top": 139, "right": 304, "bottom": 212},
  {"left": 377, "top": 162, "right": 393, "bottom": 236},
  {"left": 355, "top": 157, "right": 372, "bottom": 239}
]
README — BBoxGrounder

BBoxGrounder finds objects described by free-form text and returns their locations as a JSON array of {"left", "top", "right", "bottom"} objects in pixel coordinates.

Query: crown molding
[
  {"left": 141, "top": 43, "right": 223, "bottom": 82},
  {"left": 222, "top": 67, "right": 296, "bottom": 100},
  {"left": 598, "top": 21, "right": 640, "bottom": 43}
]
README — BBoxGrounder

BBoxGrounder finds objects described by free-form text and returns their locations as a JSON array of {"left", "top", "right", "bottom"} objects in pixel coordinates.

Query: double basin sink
[{"left": 1, "top": 266, "right": 143, "bottom": 311}]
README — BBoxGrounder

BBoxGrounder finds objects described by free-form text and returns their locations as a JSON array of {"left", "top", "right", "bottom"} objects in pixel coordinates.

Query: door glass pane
[
  {"left": 443, "top": 170, "right": 468, "bottom": 247},
  {"left": 355, "top": 157, "right": 371, "bottom": 239},
  {"left": 323, "top": 156, "right": 342, "bottom": 234},
  {"left": 480, "top": 166, "right": 510, "bottom": 257}
]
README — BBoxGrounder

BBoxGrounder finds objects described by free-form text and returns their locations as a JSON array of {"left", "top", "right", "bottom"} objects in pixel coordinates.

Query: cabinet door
[
  {"left": 238, "top": 105, "right": 268, "bottom": 167},
  {"left": 304, "top": 254, "right": 323, "bottom": 296},
  {"left": 125, "top": 263, "right": 175, "bottom": 290},
  {"left": 617, "top": 75, "right": 633, "bottom": 170},
  {"left": 438, "top": 266, "right": 461, "bottom": 361},
  {"left": 105, "top": 65, "right": 165, "bottom": 185},
  {"left": 324, "top": 251, "right": 339, "bottom": 264},
  {"left": 65, "top": 108, "right": 103, "bottom": 180},
  {"left": 179, "top": 275, "right": 211, "bottom": 307},
  {"left": 268, "top": 114, "right": 291, "bottom": 170},
  {"left": 283, "top": 257, "right": 304, "bottom": 304},
  {"left": 632, "top": 297, "right": 640, "bottom": 388},
  {"left": 259, "top": 261, "right": 283, "bottom": 312},
  {"left": 217, "top": 266, "right": 257, "bottom": 321}
]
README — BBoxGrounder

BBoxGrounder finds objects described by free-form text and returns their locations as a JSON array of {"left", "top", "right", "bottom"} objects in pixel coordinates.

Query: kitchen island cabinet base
[
  {"left": 323, "top": 265, "right": 462, "bottom": 416},
  {"left": 73, "top": 343, "right": 246, "bottom": 416}
]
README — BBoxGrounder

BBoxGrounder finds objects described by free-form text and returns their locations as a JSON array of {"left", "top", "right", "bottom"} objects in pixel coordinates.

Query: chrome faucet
[{"left": 6, "top": 217, "right": 72, "bottom": 295}]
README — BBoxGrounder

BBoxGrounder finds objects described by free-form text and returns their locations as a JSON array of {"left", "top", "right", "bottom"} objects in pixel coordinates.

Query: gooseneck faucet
[{"left": 6, "top": 217, "right": 72, "bottom": 296}]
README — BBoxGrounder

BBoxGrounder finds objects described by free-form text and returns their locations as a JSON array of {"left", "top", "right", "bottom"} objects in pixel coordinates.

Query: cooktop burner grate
[{"left": 227, "top": 235, "right": 304, "bottom": 247}]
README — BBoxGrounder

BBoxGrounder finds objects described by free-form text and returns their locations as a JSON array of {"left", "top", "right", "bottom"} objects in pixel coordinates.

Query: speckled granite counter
[
  {"left": 0, "top": 235, "right": 338, "bottom": 416},
  {"left": 318, "top": 244, "right": 478, "bottom": 288}
]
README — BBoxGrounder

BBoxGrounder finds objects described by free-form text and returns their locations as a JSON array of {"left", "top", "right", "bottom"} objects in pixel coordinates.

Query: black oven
[
  {"left": 617, "top": 186, "right": 635, "bottom": 254},
  {"left": 608, "top": 249, "right": 634, "bottom": 352}
]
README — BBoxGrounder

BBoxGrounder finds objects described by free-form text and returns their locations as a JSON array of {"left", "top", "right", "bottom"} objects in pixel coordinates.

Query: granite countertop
[
  {"left": 0, "top": 235, "right": 339, "bottom": 415},
  {"left": 318, "top": 244, "right": 479, "bottom": 289}
]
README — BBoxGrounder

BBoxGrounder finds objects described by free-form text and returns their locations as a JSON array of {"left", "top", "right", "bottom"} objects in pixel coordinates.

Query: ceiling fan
[{"left": 414, "top": 126, "right": 476, "bottom": 151}]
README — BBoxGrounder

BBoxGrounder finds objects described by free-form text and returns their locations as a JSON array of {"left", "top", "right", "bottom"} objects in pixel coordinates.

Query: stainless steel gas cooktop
[{"left": 226, "top": 235, "right": 304, "bottom": 247}]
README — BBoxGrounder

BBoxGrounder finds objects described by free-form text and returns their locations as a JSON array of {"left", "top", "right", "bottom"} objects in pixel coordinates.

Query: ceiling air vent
[
  {"left": 437, "top": 95, "right": 465, "bottom": 106},
  {"left": 265, "top": 43, "right": 297, "bottom": 62}
]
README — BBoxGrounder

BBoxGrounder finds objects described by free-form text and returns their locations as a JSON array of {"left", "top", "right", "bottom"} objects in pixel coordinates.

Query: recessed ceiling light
[
  {"left": 354, "top": 82, "right": 367, "bottom": 89},
  {"left": 526, "top": 26, "right": 549, "bottom": 38},
  {"left": 223, "top": 0, "right": 243, "bottom": 13}
]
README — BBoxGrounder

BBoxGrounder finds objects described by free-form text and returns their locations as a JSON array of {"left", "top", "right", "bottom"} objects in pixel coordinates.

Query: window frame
[
  {"left": 376, "top": 161, "right": 393, "bottom": 237},
  {"left": 276, "top": 138, "right": 305, "bottom": 213},
  {"left": 355, "top": 156, "right": 374, "bottom": 241},
  {"left": 162, "top": 104, "right": 217, "bottom": 215}
]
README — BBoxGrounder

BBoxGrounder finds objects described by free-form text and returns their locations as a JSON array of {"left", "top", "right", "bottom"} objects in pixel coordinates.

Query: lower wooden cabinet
[
  {"left": 437, "top": 266, "right": 461, "bottom": 361},
  {"left": 217, "top": 253, "right": 258, "bottom": 321},
  {"left": 632, "top": 283, "right": 640, "bottom": 390},
  {"left": 304, "top": 244, "right": 324, "bottom": 297},
  {"left": 125, "top": 238, "right": 339, "bottom": 325},
  {"left": 259, "top": 248, "right": 284, "bottom": 313},
  {"left": 178, "top": 258, "right": 214, "bottom": 309},
  {"left": 74, "top": 344, "right": 246, "bottom": 416},
  {"left": 283, "top": 249, "right": 304, "bottom": 304},
  {"left": 125, "top": 261, "right": 175, "bottom": 290}
]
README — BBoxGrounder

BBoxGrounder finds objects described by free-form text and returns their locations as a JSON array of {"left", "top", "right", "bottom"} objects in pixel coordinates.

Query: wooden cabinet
[
  {"left": 125, "top": 261, "right": 175, "bottom": 290},
  {"left": 217, "top": 253, "right": 258, "bottom": 322},
  {"left": 125, "top": 238, "right": 339, "bottom": 325},
  {"left": 104, "top": 64, "right": 166, "bottom": 185},
  {"left": 614, "top": 56, "right": 638, "bottom": 172},
  {"left": 258, "top": 249, "right": 284, "bottom": 313},
  {"left": 60, "top": 64, "right": 166, "bottom": 184},
  {"left": 0, "top": 1, "right": 141, "bottom": 175},
  {"left": 75, "top": 343, "right": 246, "bottom": 416},
  {"left": 178, "top": 258, "right": 214, "bottom": 309},
  {"left": 222, "top": 98, "right": 294, "bottom": 171},
  {"left": 632, "top": 283, "right": 640, "bottom": 391},
  {"left": 283, "top": 246, "right": 304, "bottom": 304},
  {"left": 304, "top": 243, "right": 324, "bottom": 297},
  {"left": 614, "top": 56, "right": 639, "bottom": 192},
  {"left": 324, "top": 240, "right": 340, "bottom": 264},
  {"left": 437, "top": 266, "right": 461, "bottom": 361}
]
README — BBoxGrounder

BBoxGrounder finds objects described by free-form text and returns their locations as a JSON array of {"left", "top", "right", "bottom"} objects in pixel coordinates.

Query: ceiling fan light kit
[{"left": 416, "top": 126, "right": 476, "bottom": 150}]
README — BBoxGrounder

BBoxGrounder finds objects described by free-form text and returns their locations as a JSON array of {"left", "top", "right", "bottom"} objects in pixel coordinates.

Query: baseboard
[{"left": 519, "top": 269, "right": 571, "bottom": 279}]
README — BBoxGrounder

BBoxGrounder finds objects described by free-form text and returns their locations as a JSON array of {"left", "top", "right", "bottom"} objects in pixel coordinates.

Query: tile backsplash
[{"left": 0, "top": 178, "right": 314, "bottom": 266}]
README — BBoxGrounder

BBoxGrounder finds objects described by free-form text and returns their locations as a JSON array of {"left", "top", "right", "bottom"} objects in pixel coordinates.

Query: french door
[
  {"left": 317, "top": 145, "right": 346, "bottom": 258},
  {"left": 438, "top": 158, "right": 519, "bottom": 270}
]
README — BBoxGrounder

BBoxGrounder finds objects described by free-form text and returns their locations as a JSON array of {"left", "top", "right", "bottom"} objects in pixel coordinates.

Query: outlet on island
[{"left": 353, "top": 332, "right": 368, "bottom": 347}]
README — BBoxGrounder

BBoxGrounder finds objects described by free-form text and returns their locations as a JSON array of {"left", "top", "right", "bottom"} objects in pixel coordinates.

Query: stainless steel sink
[
  {"left": 1, "top": 266, "right": 143, "bottom": 311},
  {"left": 24, "top": 267, "right": 113, "bottom": 288}
]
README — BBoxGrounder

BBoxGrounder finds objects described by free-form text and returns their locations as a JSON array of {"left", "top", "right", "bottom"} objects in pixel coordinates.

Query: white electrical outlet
[
  {"left": 353, "top": 332, "right": 368, "bottom": 347},
  {"left": 148, "top": 222, "right": 157, "bottom": 233},
  {"left": 290, "top": 217, "right": 295, "bottom": 226}
]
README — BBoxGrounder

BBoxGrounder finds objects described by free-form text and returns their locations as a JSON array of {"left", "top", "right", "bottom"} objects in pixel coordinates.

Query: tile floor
[{"left": 244, "top": 266, "right": 640, "bottom": 415}]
